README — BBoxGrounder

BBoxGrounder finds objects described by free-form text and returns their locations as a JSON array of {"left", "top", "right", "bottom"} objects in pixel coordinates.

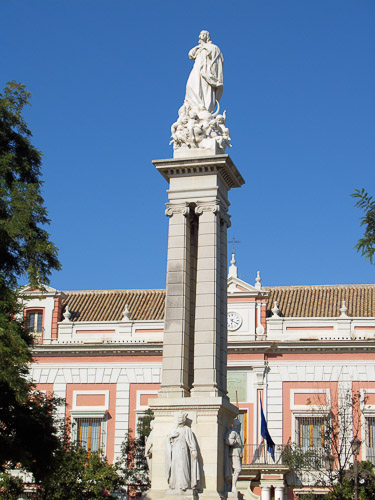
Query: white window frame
[
  {"left": 291, "top": 389, "right": 330, "bottom": 448},
  {"left": 360, "top": 389, "right": 375, "bottom": 462},
  {"left": 71, "top": 415, "right": 108, "bottom": 455},
  {"left": 69, "top": 390, "right": 110, "bottom": 455}
]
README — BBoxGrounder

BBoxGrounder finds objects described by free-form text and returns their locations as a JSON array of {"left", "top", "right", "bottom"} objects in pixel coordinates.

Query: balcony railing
[
  {"left": 242, "top": 444, "right": 326, "bottom": 468},
  {"left": 242, "top": 444, "right": 285, "bottom": 465}
]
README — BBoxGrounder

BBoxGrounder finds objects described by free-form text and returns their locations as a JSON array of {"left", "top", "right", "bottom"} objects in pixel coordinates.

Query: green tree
[
  {"left": 0, "top": 472, "right": 24, "bottom": 499},
  {"left": 326, "top": 461, "right": 375, "bottom": 500},
  {"left": 39, "top": 443, "right": 121, "bottom": 500},
  {"left": 352, "top": 188, "right": 375, "bottom": 264},
  {"left": 116, "top": 410, "right": 154, "bottom": 495},
  {"left": 0, "top": 81, "right": 61, "bottom": 479},
  {"left": 283, "top": 390, "right": 364, "bottom": 498}
]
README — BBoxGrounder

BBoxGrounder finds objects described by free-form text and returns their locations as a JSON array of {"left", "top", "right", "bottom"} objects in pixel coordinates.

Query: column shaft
[
  {"left": 160, "top": 204, "right": 192, "bottom": 397},
  {"left": 274, "top": 485, "right": 285, "bottom": 500},
  {"left": 191, "top": 204, "right": 224, "bottom": 397},
  {"left": 219, "top": 215, "right": 229, "bottom": 393},
  {"left": 261, "top": 485, "right": 272, "bottom": 500}
]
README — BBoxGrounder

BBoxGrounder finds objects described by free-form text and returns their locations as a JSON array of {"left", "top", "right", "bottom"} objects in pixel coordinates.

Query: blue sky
[{"left": 2, "top": 0, "right": 374, "bottom": 290}]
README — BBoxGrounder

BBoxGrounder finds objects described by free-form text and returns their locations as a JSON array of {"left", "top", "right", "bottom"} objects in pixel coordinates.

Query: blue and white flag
[{"left": 260, "top": 395, "right": 275, "bottom": 461}]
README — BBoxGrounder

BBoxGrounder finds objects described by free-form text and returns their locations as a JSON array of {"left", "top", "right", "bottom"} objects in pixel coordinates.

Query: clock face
[{"left": 227, "top": 312, "right": 242, "bottom": 331}]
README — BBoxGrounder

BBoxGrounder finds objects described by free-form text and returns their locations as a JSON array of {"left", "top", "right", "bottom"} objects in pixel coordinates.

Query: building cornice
[
  {"left": 31, "top": 339, "right": 375, "bottom": 358},
  {"left": 32, "top": 342, "right": 163, "bottom": 357},
  {"left": 228, "top": 339, "right": 375, "bottom": 354}
]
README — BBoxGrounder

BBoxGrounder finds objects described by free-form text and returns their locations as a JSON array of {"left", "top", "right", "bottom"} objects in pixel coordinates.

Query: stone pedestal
[
  {"left": 144, "top": 397, "right": 238, "bottom": 499},
  {"left": 144, "top": 155, "right": 244, "bottom": 499}
]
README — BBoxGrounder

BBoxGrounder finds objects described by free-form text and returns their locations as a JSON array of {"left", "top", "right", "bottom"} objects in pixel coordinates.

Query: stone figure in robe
[
  {"left": 170, "top": 31, "right": 231, "bottom": 155},
  {"left": 145, "top": 420, "right": 154, "bottom": 474},
  {"left": 224, "top": 419, "right": 243, "bottom": 494},
  {"left": 165, "top": 412, "right": 200, "bottom": 493},
  {"left": 185, "top": 30, "right": 224, "bottom": 114}
]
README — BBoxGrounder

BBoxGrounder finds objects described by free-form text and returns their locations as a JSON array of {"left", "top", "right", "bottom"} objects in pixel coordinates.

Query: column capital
[
  {"left": 220, "top": 211, "right": 231, "bottom": 228},
  {"left": 195, "top": 202, "right": 220, "bottom": 216},
  {"left": 194, "top": 201, "right": 229, "bottom": 218},
  {"left": 165, "top": 203, "right": 190, "bottom": 218}
]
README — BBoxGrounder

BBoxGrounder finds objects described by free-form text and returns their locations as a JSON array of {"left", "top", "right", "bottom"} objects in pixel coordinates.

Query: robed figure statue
[
  {"left": 170, "top": 30, "right": 231, "bottom": 154},
  {"left": 166, "top": 412, "right": 200, "bottom": 493},
  {"left": 185, "top": 30, "right": 224, "bottom": 113}
]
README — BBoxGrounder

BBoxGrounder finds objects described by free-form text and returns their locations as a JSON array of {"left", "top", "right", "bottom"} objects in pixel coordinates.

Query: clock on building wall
[{"left": 227, "top": 311, "right": 242, "bottom": 331}]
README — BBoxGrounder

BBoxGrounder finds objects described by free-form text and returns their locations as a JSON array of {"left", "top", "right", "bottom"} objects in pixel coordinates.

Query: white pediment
[
  {"left": 227, "top": 276, "right": 268, "bottom": 297},
  {"left": 19, "top": 284, "right": 66, "bottom": 298}
]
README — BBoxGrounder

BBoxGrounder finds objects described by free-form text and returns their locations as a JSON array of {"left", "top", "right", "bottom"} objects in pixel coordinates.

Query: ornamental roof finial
[
  {"left": 255, "top": 271, "right": 262, "bottom": 290},
  {"left": 271, "top": 301, "right": 280, "bottom": 318},
  {"left": 228, "top": 250, "right": 238, "bottom": 278},
  {"left": 122, "top": 304, "right": 131, "bottom": 321},
  {"left": 339, "top": 300, "right": 348, "bottom": 318},
  {"left": 62, "top": 305, "right": 71, "bottom": 323}
]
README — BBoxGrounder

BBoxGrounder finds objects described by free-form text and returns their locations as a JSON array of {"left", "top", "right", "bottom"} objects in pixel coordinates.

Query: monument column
[{"left": 144, "top": 30, "right": 245, "bottom": 500}]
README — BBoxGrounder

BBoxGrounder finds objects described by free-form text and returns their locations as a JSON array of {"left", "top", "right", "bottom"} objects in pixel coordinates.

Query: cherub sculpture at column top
[{"left": 170, "top": 30, "right": 232, "bottom": 156}]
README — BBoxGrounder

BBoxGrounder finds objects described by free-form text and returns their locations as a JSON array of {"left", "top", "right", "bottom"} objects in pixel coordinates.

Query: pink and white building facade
[{"left": 23, "top": 257, "right": 375, "bottom": 499}]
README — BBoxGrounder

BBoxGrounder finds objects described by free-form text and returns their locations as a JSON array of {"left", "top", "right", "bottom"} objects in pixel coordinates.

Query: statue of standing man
[
  {"left": 185, "top": 30, "right": 224, "bottom": 113},
  {"left": 166, "top": 412, "right": 200, "bottom": 494},
  {"left": 225, "top": 419, "right": 243, "bottom": 495}
]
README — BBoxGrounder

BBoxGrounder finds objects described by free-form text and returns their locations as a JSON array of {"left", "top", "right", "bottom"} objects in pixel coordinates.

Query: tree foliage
[
  {"left": 0, "top": 81, "right": 60, "bottom": 289},
  {"left": 0, "top": 81, "right": 61, "bottom": 477},
  {"left": 326, "top": 461, "right": 375, "bottom": 500},
  {"left": 116, "top": 409, "right": 154, "bottom": 494},
  {"left": 352, "top": 188, "right": 375, "bottom": 264},
  {"left": 0, "top": 472, "right": 24, "bottom": 499},
  {"left": 284, "top": 389, "right": 365, "bottom": 497},
  {"left": 39, "top": 444, "right": 121, "bottom": 500}
]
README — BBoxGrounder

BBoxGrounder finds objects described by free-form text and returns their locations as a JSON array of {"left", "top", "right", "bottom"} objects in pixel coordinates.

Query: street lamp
[{"left": 351, "top": 437, "right": 361, "bottom": 500}]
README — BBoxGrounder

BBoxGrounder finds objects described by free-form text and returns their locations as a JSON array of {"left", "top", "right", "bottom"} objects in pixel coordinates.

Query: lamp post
[{"left": 351, "top": 437, "right": 361, "bottom": 500}]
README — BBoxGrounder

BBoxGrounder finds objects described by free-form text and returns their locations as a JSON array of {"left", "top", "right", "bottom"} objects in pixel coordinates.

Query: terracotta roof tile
[
  {"left": 62, "top": 290, "right": 165, "bottom": 322},
  {"left": 62, "top": 284, "right": 375, "bottom": 322},
  {"left": 264, "top": 284, "right": 375, "bottom": 318}
]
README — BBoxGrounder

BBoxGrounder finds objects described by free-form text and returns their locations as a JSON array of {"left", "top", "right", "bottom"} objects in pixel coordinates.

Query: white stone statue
[
  {"left": 185, "top": 30, "right": 223, "bottom": 114},
  {"left": 224, "top": 419, "right": 243, "bottom": 494},
  {"left": 170, "top": 31, "right": 231, "bottom": 156},
  {"left": 145, "top": 420, "right": 154, "bottom": 474},
  {"left": 165, "top": 412, "right": 200, "bottom": 493}
]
